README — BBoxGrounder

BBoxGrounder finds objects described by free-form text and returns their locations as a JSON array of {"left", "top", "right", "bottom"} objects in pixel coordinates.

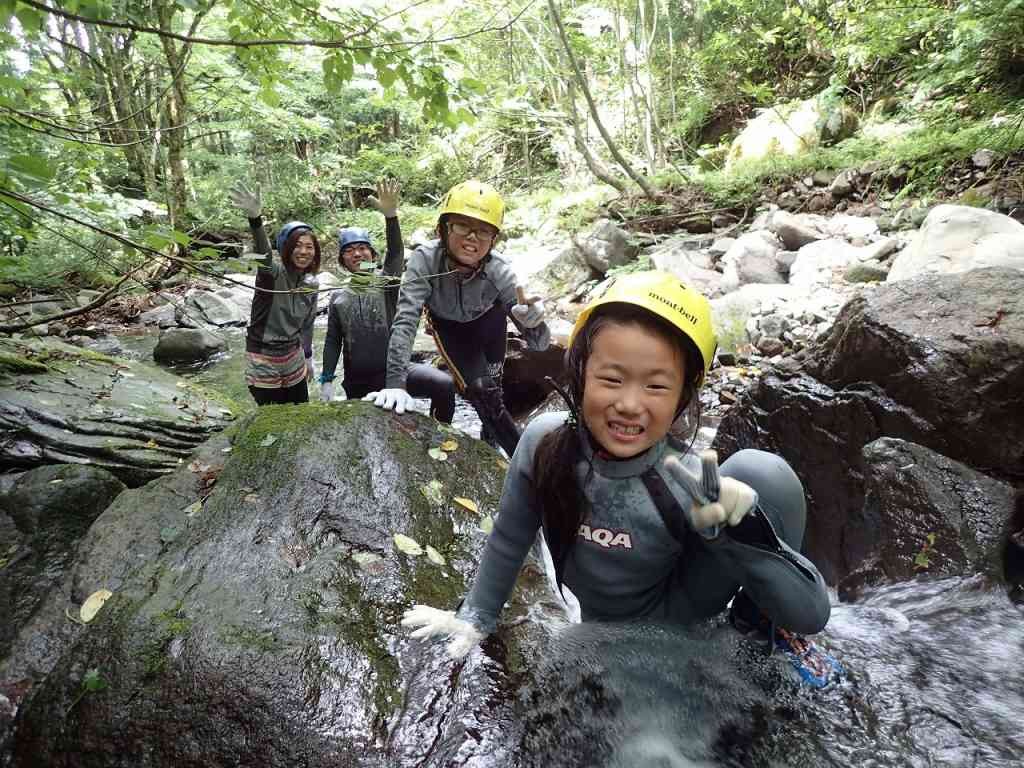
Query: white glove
[
  {"left": 305, "top": 356, "right": 316, "bottom": 384},
  {"left": 229, "top": 183, "right": 262, "bottom": 219},
  {"left": 511, "top": 300, "right": 545, "bottom": 329},
  {"left": 401, "top": 605, "right": 483, "bottom": 659},
  {"left": 320, "top": 381, "right": 335, "bottom": 402},
  {"left": 363, "top": 387, "right": 415, "bottom": 414},
  {"left": 663, "top": 451, "right": 758, "bottom": 534}
]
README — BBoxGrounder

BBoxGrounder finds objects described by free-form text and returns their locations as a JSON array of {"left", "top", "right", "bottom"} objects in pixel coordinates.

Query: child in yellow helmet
[
  {"left": 365, "top": 180, "right": 549, "bottom": 456},
  {"left": 401, "top": 271, "right": 840, "bottom": 687}
]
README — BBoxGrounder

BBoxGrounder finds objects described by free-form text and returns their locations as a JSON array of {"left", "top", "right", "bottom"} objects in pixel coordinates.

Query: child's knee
[{"left": 719, "top": 449, "right": 806, "bottom": 547}]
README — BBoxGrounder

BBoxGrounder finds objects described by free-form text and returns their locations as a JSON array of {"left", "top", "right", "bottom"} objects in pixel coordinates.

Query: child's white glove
[
  {"left": 401, "top": 605, "right": 483, "bottom": 659},
  {"left": 511, "top": 300, "right": 546, "bottom": 329},
  {"left": 320, "top": 381, "right": 335, "bottom": 402},
  {"left": 663, "top": 450, "right": 758, "bottom": 534},
  {"left": 364, "top": 388, "right": 415, "bottom": 414},
  {"left": 229, "top": 183, "right": 262, "bottom": 219}
]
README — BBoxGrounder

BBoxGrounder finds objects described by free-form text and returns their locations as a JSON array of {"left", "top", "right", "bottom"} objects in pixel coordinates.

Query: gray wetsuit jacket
[
  {"left": 384, "top": 241, "right": 550, "bottom": 390},
  {"left": 321, "top": 216, "right": 403, "bottom": 384},
  {"left": 244, "top": 216, "right": 318, "bottom": 357},
  {"left": 457, "top": 412, "right": 831, "bottom": 636}
]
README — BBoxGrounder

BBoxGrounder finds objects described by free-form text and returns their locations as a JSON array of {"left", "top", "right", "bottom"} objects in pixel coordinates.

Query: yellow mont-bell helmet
[
  {"left": 570, "top": 271, "right": 718, "bottom": 386},
  {"left": 439, "top": 180, "right": 504, "bottom": 230}
]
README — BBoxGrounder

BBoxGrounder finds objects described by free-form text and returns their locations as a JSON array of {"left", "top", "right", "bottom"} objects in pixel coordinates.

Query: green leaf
[
  {"left": 393, "top": 533, "right": 423, "bottom": 556},
  {"left": 425, "top": 545, "right": 446, "bottom": 566},
  {"left": 6, "top": 155, "right": 54, "bottom": 183},
  {"left": 82, "top": 668, "right": 107, "bottom": 693},
  {"left": 169, "top": 230, "right": 190, "bottom": 247},
  {"left": 14, "top": 6, "right": 41, "bottom": 32},
  {"left": 377, "top": 67, "right": 396, "bottom": 89}
]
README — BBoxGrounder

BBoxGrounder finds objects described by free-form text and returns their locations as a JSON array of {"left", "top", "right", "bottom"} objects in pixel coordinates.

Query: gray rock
[
  {"left": 576, "top": 219, "right": 640, "bottom": 274},
  {"left": 153, "top": 328, "right": 228, "bottom": 364},
  {"left": 180, "top": 289, "right": 246, "bottom": 328},
  {"left": 721, "top": 231, "right": 785, "bottom": 291},
  {"left": 844, "top": 263, "right": 889, "bottom": 283},
  {"left": 888, "top": 204, "right": 1024, "bottom": 281},
  {"left": 972, "top": 149, "right": 996, "bottom": 169},
  {"left": 714, "top": 268, "right": 1024, "bottom": 585},
  {"left": 769, "top": 210, "right": 826, "bottom": 250},
  {"left": 139, "top": 303, "right": 177, "bottom": 328},
  {"left": 829, "top": 170, "right": 855, "bottom": 198}
]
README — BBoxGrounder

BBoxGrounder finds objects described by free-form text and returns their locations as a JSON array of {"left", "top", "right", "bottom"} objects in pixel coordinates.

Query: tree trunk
[{"left": 547, "top": 0, "right": 657, "bottom": 200}]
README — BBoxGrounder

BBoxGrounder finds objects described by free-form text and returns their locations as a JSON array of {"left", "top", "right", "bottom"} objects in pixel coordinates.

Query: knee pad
[{"left": 720, "top": 449, "right": 806, "bottom": 547}]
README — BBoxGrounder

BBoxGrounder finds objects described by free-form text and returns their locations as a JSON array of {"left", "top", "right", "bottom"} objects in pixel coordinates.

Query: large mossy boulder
[
  {"left": 0, "top": 337, "right": 235, "bottom": 486},
  {"left": 713, "top": 268, "right": 1024, "bottom": 586},
  {"left": 4, "top": 403, "right": 556, "bottom": 766}
]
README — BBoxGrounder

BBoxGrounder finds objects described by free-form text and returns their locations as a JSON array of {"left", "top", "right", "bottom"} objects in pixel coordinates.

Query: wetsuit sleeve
[
  {"left": 249, "top": 216, "right": 273, "bottom": 267},
  {"left": 456, "top": 417, "right": 550, "bottom": 634},
  {"left": 382, "top": 215, "right": 404, "bottom": 327},
  {"left": 384, "top": 249, "right": 432, "bottom": 390},
  {"left": 301, "top": 278, "right": 317, "bottom": 359},
  {"left": 321, "top": 301, "right": 343, "bottom": 383}
]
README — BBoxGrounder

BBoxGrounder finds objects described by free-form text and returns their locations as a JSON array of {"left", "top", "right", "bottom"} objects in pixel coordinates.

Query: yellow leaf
[
  {"left": 145, "top": 439, "right": 158, "bottom": 448},
  {"left": 453, "top": 497, "right": 479, "bottom": 514},
  {"left": 480, "top": 516, "right": 494, "bottom": 534},
  {"left": 496, "top": 458, "right": 509, "bottom": 470},
  {"left": 80, "top": 589, "right": 113, "bottom": 623},
  {"left": 425, "top": 545, "right": 446, "bottom": 566},
  {"left": 393, "top": 533, "right": 424, "bottom": 556},
  {"left": 440, "top": 439, "right": 458, "bottom": 452}
]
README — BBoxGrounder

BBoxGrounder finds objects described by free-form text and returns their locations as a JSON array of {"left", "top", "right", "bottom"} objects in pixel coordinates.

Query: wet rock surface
[
  {"left": 713, "top": 268, "right": 1024, "bottom": 586},
  {"left": 0, "top": 337, "right": 234, "bottom": 486}
]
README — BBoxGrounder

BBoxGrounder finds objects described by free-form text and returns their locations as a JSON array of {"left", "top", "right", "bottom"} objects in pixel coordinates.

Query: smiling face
[
  {"left": 444, "top": 214, "right": 498, "bottom": 270},
  {"left": 289, "top": 233, "right": 317, "bottom": 271},
  {"left": 581, "top": 321, "right": 686, "bottom": 459},
  {"left": 340, "top": 242, "right": 374, "bottom": 272}
]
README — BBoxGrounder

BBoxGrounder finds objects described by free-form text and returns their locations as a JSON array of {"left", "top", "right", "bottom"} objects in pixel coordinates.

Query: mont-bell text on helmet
[{"left": 648, "top": 290, "right": 698, "bottom": 326}]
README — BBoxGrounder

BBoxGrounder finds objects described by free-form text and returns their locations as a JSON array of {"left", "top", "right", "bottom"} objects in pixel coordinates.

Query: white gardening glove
[
  {"left": 401, "top": 605, "right": 484, "bottom": 659},
  {"left": 367, "top": 178, "right": 400, "bottom": 219},
  {"left": 229, "top": 182, "right": 262, "bottom": 219},
  {"left": 363, "top": 387, "right": 415, "bottom": 414},
  {"left": 511, "top": 300, "right": 546, "bottom": 329},
  {"left": 320, "top": 381, "right": 335, "bottom": 402},
  {"left": 663, "top": 450, "right": 758, "bottom": 534},
  {"left": 305, "top": 355, "right": 316, "bottom": 384}
]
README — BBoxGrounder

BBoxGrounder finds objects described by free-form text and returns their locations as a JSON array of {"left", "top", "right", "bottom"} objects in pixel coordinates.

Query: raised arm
[
  {"left": 367, "top": 179, "right": 404, "bottom": 325},
  {"left": 229, "top": 183, "right": 272, "bottom": 263}
]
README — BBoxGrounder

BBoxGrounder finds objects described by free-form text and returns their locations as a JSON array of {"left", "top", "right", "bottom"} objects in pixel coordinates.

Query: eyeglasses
[{"left": 448, "top": 220, "right": 497, "bottom": 241}]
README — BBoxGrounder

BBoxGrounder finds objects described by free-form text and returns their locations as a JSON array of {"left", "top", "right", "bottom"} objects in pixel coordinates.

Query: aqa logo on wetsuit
[{"left": 578, "top": 524, "right": 633, "bottom": 550}]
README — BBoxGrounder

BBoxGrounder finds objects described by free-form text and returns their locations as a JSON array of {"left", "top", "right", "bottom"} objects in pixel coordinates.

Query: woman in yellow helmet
[
  {"left": 365, "top": 180, "right": 550, "bottom": 456},
  {"left": 400, "top": 271, "right": 841, "bottom": 688}
]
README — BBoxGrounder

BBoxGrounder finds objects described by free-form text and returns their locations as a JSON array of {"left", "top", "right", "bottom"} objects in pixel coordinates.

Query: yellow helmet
[
  {"left": 570, "top": 270, "right": 718, "bottom": 386},
  {"left": 439, "top": 180, "right": 504, "bottom": 230}
]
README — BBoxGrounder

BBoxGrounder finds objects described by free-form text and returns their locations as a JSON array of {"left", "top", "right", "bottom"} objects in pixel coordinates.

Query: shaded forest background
[{"left": 0, "top": 0, "right": 1022, "bottom": 296}]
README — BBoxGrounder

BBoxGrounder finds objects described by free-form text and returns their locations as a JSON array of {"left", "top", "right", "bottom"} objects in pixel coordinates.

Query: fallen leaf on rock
[
  {"left": 80, "top": 589, "right": 113, "bottom": 623},
  {"left": 184, "top": 501, "right": 202, "bottom": 518},
  {"left": 427, "top": 447, "right": 448, "bottom": 461},
  {"left": 425, "top": 545, "right": 446, "bottom": 566},
  {"left": 49, "top": 479, "right": 63, "bottom": 485},
  {"left": 146, "top": 439, "right": 158, "bottom": 448},
  {"left": 440, "top": 439, "right": 458, "bottom": 452},
  {"left": 480, "top": 516, "right": 494, "bottom": 534},
  {"left": 496, "top": 458, "right": 509, "bottom": 470},
  {"left": 453, "top": 497, "right": 479, "bottom": 514},
  {"left": 259, "top": 434, "right": 277, "bottom": 447},
  {"left": 394, "top": 533, "right": 424, "bottom": 556}
]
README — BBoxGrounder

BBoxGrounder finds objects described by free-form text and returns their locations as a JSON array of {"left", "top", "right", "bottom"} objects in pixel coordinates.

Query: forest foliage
[{"left": 0, "top": 0, "right": 1022, "bottom": 292}]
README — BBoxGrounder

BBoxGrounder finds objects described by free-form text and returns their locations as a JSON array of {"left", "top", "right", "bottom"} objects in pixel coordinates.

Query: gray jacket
[
  {"left": 457, "top": 412, "right": 831, "bottom": 636},
  {"left": 385, "top": 241, "right": 550, "bottom": 389},
  {"left": 321, "top": 216, "right": 403, "bottom": 383},
  {"left": 244, "top": 217, "right": 318, "bottom": 357}
]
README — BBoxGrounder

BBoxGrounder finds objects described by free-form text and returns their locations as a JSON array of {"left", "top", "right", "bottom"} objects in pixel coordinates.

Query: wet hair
[
  {"left": 533, "top": 303, "right": 705, "bottom": 593},
  {"left": 281, "top": 228, "right": 321, "bottom": 273}
]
